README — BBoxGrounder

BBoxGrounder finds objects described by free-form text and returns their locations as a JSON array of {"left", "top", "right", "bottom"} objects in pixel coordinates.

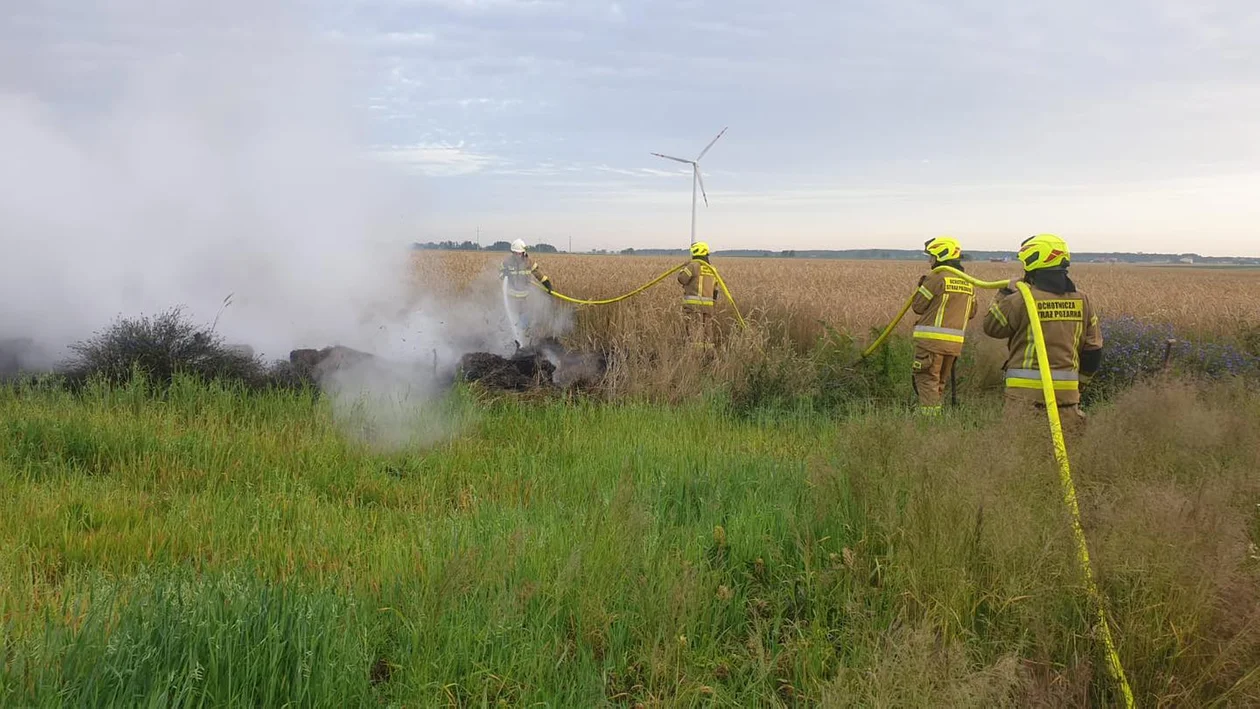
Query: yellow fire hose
[
  {"left": 864, "top": 265, "right": 1136, "bottom": 707},
  {"left": 534, "top": 260, "right": 748, "bottom": 329},
  {"left": 712, "top": 270, "right": 748, "bottom": 329},
  {"left": 860, "top": 292, "right": 915, "bottom": 359}
]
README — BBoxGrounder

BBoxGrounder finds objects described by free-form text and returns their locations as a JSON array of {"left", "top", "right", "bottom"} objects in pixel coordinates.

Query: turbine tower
[{"left": 651, "top": 127, "right": 727, "bottom": 246}]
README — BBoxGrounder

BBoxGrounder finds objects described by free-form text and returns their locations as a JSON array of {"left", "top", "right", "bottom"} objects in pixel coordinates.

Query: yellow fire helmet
[
  {"left": 1018, "top": 233, "right": 1071, "bottom": 271},
  {"left": 923, "top": 235, "right": 962, "bottom": 262},
  {"left": 690, "top": 241, "right": 710, "bottom": 258}
]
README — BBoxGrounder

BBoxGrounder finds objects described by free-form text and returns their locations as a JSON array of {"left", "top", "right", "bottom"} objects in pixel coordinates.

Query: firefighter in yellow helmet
[
  {"left": 910, "top": 236, "right": 977, "bottom": 415},
  {"left": 499, "top": 239, "right": 553, "bottom": 349},
  {"left": 982, "top": 234, "right": 1103, "bottom": 429},
  {"left": 677, "top": 241, "right": 721, "bottom": 349}
]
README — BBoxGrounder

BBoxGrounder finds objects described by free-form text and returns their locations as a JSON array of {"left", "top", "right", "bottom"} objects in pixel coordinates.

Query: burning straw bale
[
  {"left": 457, "top": 339, "right": 607, "bottom": 392},
  {"left": 458, "top": 351, "right": 556, "bottom": 392},
  {"left": 289, "top": 345, "right": 379, "bottom": 384}
]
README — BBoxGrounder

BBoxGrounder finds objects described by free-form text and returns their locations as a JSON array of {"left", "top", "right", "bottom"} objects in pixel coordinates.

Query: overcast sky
[{"left": 5, "top": 0, "right": 1260, "bottom": 256}]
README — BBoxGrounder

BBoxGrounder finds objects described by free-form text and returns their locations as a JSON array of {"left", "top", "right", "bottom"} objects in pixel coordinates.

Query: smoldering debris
[
  {"left": 457, "top": 338, "right": 606, "bottom": 392},
  {"left": 458, "top": 351, "right": 556, "bottom": 392},
  {"left": 3, "top": 308, "right": 604, "bottom": 399},
  {"left": 290, "top": 337, "right": 606, "bottom": 396},
  {"left": 289, "top": 345, "right": 384, "bottom": 384},
  {"left": 538, "top": 340, "right": 607, "bottom": 390}
]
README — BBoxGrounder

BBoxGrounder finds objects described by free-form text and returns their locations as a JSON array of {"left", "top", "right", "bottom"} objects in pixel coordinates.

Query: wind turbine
[{"left": 651, "top": 127, "right": 727, "bottom": 246}]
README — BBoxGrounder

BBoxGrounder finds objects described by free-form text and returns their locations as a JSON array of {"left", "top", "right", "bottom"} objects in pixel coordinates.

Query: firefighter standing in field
[
  {"left": 499, "top": 238, "right": 553, "bottom": 349},
  {"left": 982, "top": 233, "right": 1103, "bottom": 429},
  {"left": 678, "top": 241, "right": 721, "bottom": 349},
  {"left": 910, "top": 236, "right": 977, "bottom": 415}
]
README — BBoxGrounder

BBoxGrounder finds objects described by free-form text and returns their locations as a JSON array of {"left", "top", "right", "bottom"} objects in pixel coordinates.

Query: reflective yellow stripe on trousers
[
  {"left": 1006, "top": 367, "right": 1078, "bottom": 390},
  {"left": 912, "top": 325, "right": 965, "bottom": 343},
  {"left": 683, "top": 296, "right": 714, "bottom": 307}
]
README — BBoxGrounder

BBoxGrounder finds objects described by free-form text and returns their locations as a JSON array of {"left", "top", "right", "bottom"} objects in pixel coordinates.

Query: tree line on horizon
[
  {"left": 409, "top": 241, "right": 1257, "bottom": 264},
  {"left": 411, "top": 240, "right": 560, "bottom": 253}
]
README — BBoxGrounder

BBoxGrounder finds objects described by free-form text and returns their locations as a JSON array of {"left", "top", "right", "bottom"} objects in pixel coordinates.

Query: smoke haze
[
  {"left": 3, "top": 2, "right": 406, "bottom": 360},
  {"left": 0, "top": 0, "right": 568, "bottom": 446}
]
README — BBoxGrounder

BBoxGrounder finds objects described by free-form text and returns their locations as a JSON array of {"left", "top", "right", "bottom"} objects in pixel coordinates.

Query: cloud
[
  {"left": 371, "top": 142, "right": 503, "bottom": 175},
  {"left": 423, "top": 96, "right": 524, "bottom": 110},
  {"left": 594, "top": 165, "right": 685, "bottom": 178},
  {"left": 10, "top": 0, "right": 1260, "bottom": 256}
]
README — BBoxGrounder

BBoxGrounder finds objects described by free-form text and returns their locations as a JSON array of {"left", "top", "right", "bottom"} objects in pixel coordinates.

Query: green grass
[{"left": 1, "top": 375, "right": 1258, "bottom": 706}]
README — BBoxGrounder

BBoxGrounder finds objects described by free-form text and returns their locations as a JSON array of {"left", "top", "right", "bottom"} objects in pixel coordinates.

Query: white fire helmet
[{"left": 510, "top": 239, "right": 527, "bottom": 254}]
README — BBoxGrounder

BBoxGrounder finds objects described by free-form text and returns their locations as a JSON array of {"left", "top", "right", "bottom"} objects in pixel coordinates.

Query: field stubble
[{"left": 414, "top": 251, "right": 1260, "bottom": 342}]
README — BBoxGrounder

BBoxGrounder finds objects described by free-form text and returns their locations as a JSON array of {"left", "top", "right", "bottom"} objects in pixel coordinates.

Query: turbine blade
[
  {"left": 651, "top": 152, "right": 693, "bottom": 165},
  {"left": 696, "top": 126, "right": 728, "bottom": 160},
  {"left": 696, "top": 166, "right": 708, "bottom": 207}
]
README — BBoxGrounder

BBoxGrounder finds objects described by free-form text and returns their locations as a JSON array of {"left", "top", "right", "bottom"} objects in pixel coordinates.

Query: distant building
[{"left": 1179, "top": 257, "right": 1195, "bottom": 264}]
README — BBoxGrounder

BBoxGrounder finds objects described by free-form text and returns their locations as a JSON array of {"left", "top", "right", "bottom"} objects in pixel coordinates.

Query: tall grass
[
  {"left": 3, "top": 573, "right": 375, "bottom": 708},
  {"left": 2, "top": 374, "right": 1257, "bottom": 705}
]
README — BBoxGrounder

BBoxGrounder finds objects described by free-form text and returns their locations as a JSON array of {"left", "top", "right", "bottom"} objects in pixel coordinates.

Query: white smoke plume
[{"left": 0, "top": 0, "right": 554, "bottom": 447}]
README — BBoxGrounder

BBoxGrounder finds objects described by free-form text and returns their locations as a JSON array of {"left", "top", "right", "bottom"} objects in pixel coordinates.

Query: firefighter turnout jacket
[
  {"left": 911, "top": 269, "right": 977, "bottom": 355},
  {"left": 678, "top": 258, "right": 720, "bottom": 312},
  {"left": 501, "top": 254, "right": 550, "bottom": 298},
  {"left": 982, "top": 283, "right": 1103, "bottom": 406}
]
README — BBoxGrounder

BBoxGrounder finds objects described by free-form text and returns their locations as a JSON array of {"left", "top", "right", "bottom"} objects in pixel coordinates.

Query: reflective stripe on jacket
[
  {"left": 1005, "top": 367, "right": 1079, "bottom": 391},
  {"left": 910, "top": 270, "right": 976, "bottom": 355},
  {"left": 678, "top": 259, "right": 719, "bottom": 311},
  {"left": 502, "top": 254, "right": 547, "bottom": 298},
  {"left": 912, "top": 325, "right": 966, "bottom": 343},
  {"left": 982, "top": 283, "right": 1103, "bottom": 405}
]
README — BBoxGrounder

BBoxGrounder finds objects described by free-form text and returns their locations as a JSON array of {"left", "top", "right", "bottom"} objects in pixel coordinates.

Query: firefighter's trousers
[
  {"left": 1003, "top": 390, "right": 1087, "bottom": 436},
  {"left": 506, "top": 295, "right": 532, "bottom": 348},
  {"left": 912, "top": 346, "right": 956, "bottom": 414},
  {"left": 683, "top": 308, "right": 714, "bottom": 350}
]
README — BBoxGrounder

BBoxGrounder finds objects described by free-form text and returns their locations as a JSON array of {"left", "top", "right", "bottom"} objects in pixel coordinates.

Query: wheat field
[{"left": 413, "top": 251, "right": 1260, "bottom": 340}]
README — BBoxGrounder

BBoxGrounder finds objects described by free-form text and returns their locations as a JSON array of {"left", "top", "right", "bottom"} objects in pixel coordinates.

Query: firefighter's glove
[
  {"left": 542, "top": 278, "right": 553, "bottom": 293},
  {"left": 1079, "top": 347, "right": 1102, "bottom": 385},
  {"left": 917, "top": 275, "right": 927, "bottom": 286},
  {"left": 997, "top": 286, "right": 1014, "bottom": 297}
]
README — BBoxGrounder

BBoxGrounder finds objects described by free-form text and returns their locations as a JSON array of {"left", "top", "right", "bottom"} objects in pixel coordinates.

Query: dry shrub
[{"left": 61, "top": 307, "right": 306, "bottom": 392}]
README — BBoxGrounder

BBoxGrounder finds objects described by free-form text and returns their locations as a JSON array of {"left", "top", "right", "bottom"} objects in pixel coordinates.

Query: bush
[
  {"left": 61, "top": 307, "right": 308, "bottom": 393},
  {"left": 1085, "top": 316, "right": 1260, "bottom": 405}
]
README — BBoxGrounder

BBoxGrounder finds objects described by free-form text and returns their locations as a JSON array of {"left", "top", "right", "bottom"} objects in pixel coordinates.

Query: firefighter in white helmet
[{"left": 499, "top": 239, "right": 553, "bottom": 349}]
